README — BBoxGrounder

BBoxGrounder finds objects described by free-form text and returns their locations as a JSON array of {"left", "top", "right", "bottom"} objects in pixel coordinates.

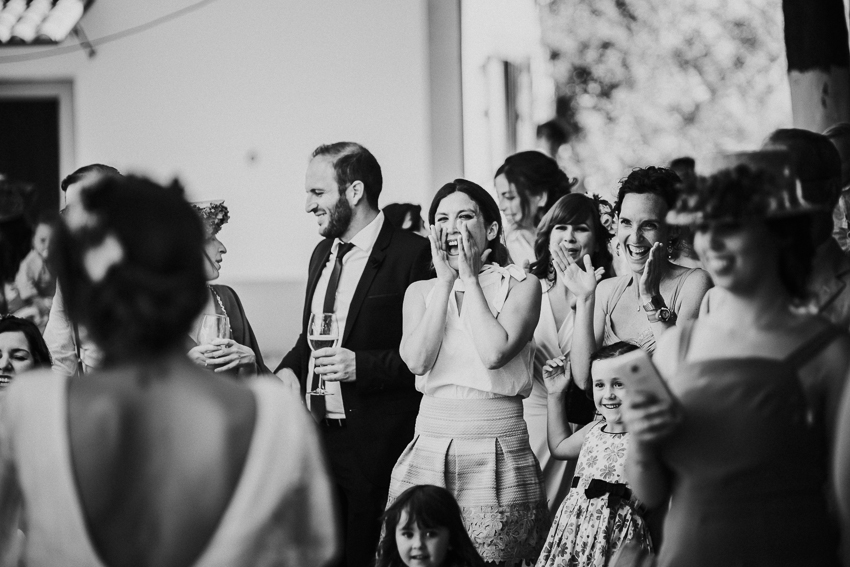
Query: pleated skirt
[{"left": 388, "top": 395, "right": 549, "bottom": 564}]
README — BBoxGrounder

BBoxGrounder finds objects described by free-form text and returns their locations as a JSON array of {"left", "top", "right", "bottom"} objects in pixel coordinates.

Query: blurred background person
[
  {"left": 43, "top": 163, "right": 120, "bottom": 376},
  {"left": 382, "top": 202, "right": 429, "bottom": 237},
  {"left": 0, "top": 175, "right": 337, "bottom": 566},
  {"left": 495, "top": 151, "right": 576, "bottom": 269},
  {"left": 13, "top": 212, "right": 57, "bottom": 332},
  {"left": 525, "top": 193, "right": 614, "bottom": 517},
  {"left": 667, "top": 156, "right": 701, "bottom": 269},
  {"left": 187, "top": 200, "right": 268, "bottom": 376},
  {"left": 0, "top": 315, "right": 51, "bottom": 388},
  {"left": 824, "top": 123, "right": 850, "bottom": 252},
  {"left": 535, "top": 119, "right": 569, "bottom": 160},
  {"left": 0, "top": 179, "right": 33, "bottom": 317},
  {"left": 763, "top": 128, "right": 850, "bottom": 329},
  {"left": 623, "top": 152, "right": 850, "bottom": 567}
]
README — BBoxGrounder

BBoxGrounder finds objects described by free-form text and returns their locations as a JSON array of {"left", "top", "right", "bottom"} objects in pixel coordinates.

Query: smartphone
[{"left": 608, "top": 348, "right": 675, "bottom": 404}]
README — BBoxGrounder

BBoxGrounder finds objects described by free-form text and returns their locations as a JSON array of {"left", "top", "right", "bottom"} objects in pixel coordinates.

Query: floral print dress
[{"left": 536, "top": 420, "right": 652, "bottom": 567}]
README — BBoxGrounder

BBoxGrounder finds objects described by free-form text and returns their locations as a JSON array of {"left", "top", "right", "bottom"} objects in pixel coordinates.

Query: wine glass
[
  {"left": 308, "top": 312, "right": 339, "bottom": 396},
  {"left": 198, "top": 314, "right": 231, "bottom": 346}
]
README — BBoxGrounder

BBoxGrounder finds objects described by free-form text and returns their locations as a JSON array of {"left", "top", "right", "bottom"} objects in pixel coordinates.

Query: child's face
[
  {"left": 32, "top": 223, "right": 53, "bottom": 259},
  {"left": 395, "top": 510, "right": 451, "bottom": 567},
  {"left": 590, "top": 358, "right": 626, "bottom": 426}
]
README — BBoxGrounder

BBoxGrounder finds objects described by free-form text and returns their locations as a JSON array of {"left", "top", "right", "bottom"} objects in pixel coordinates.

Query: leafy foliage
[{"left": 539, "top": 0, "right": 791, "bottom": 198}]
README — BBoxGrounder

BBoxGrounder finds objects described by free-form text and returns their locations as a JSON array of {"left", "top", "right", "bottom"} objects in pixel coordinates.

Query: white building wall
[
  {"left": 0, "top": 0, "right": 432, "bottom": 283},
  {"left": 460, "top": 0, "right": 554, "bottom": 188}
]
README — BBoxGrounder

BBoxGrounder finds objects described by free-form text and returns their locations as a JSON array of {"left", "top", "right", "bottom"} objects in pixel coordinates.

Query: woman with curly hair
[
  {"left": 523, "top": 193, "right": 614, "bottom": 516},
  {"left": 187, "top": 200, "right": 268, "bottom": 377},
  {"left": 495, "top": 151, "right": 576, "bottom": 269},
  {"left": 622, "top": 152, "right": 850, "bottom": 566},
  {"left": 566, "top": 167, "right": 712, "bottom": 392}
]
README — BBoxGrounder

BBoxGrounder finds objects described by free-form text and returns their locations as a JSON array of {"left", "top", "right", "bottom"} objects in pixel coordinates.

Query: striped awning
[{"left": 0, "top": 0, "right": 93, "bottom": 45}]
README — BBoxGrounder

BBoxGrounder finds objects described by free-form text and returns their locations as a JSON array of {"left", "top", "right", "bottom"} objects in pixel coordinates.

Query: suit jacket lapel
[
  {"left": 305, "top": 239, "right": 334, "bottom": 330},
  {"left": 342, "top": 221, "right": 392, "bottom": 345}
]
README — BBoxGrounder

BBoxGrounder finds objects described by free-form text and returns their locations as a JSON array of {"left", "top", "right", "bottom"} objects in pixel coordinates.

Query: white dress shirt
[{"left": 307, "top": 212, "right": 385, "bottom": 418}]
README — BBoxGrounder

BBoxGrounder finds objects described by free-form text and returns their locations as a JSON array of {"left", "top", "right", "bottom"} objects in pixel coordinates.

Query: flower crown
[{"left": 190, "top": 200, "right": 230, "bottom": 236}]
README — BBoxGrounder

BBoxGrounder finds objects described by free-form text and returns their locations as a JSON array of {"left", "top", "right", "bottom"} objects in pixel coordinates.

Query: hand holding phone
[
  {"left": 608, "top": 348, "right": 674, "bottom": 405},
  {"left": 611, "top": 348, "right": 681, "bottom": 445}
]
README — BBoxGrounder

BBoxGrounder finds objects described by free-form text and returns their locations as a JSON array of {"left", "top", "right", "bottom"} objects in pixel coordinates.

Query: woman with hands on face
[
  {"left": 390, "top": 179, "right": 548, "bottom": 566},
  {"left": 187, "top": 201, "right": 268, "bottom": 377},
  {"left": 566, "top": 167, "right": 712, "bottom": 391},
  {"left": 522, "top": 194, "right": 614, "bottom": 516},
  {"left": 622, "top": 153, "right": 850, "bottom": 567}
]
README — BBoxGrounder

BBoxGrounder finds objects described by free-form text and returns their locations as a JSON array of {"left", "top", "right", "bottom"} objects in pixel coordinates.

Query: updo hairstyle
[{"left": 52, "top": 175, "right": 207, "bottom": 362}]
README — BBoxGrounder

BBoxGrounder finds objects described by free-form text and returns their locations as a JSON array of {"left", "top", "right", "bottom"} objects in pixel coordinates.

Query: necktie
[{"left": 311, "top": 242, "right": 354, "bottom": 422}]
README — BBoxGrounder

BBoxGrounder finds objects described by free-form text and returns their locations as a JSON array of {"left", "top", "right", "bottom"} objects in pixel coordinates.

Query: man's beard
[{"left": 321, "top": 194, "right": 353, "bottom": 238}]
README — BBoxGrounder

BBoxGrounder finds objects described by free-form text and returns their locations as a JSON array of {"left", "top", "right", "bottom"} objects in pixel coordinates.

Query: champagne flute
[
  {"left": 308, "top": 312, "right": 339, "bottom": 396},
  {"left": 198, "top": 314, "right": 231, "bottom": 345}
]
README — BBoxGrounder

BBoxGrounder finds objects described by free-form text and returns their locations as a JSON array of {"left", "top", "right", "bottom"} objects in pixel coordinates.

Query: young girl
[
  {"left": 377, "top": 485, "right": 486, "bottom": 567},
  {"left": 536, "top": 342, "right": 653, "bottom": 567}
]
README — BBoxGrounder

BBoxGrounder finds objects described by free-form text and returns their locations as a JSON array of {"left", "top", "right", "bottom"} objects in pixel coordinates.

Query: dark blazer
[{"left": 276, "top": 220, "right": 431, "bottom": 487}]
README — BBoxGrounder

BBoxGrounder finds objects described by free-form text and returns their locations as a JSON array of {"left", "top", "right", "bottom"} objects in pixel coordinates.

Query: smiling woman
[
  {"left": 187, "top": 200, "right": 268, "bottom": 377},
  {"left": 621, "top": 153, "right": 850, "bottom": 567},
  {"left": 389, "top": 179, "right": 548, "bottom": 565},
  {"left": 566, "top": 167, "right": 713, "bottom": 393},
  {"left": 494, "top": 151, "right": 576, "bottom": 269}
]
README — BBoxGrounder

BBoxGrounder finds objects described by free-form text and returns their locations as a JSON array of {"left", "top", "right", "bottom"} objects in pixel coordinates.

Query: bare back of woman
[{"left": 68, "top": 355, "right": 256, "bottom": 567}]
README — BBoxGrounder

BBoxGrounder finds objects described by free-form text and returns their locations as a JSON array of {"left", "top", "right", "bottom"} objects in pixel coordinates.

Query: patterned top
[{"left": 537, "top": 420, "right": 652, "bottom": 567}]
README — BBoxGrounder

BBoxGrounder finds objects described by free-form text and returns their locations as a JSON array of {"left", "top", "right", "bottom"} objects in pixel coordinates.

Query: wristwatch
[{"left": 642, "top": 295, "right": 675, "bottom": 323}]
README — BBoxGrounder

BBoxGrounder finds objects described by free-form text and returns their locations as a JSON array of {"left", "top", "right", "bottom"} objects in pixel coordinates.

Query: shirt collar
[{"left": 333, "top": 211, "right": 384, "bottom": 256}]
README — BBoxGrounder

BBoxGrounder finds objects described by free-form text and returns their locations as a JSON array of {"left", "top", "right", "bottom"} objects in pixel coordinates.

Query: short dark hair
[
  {"left": 591, "top": 341, "right": 640, "bottom": 364},
  {"left": 312, "top": 142, "right": 382, "bottom": 209},
  {"left": 383, "top": 202, "right": 423, "bottom": 233},
  {"left": 536, "top": 119, "right": 568, "bottom": 147},
  {"left": 495, "top": 151, "right": 575, "bottom": 228},
  {"left": 586, "top": 341, "right": 640, "bottom": 400},
  {"left": 762, "top": 128, "right": 841, "bottom": 207},
  {"left": 52, "top": 175, "right": 207, "bottom": 362},
  {"left": 428, "top": 179, "right": 510, "bottom": 267},
  {"left": 60, "top": 164, "right": 121, "bottom": 192},
  {"left": 614, "top": 166, "right": 681, "bottom": 215},
  {"left": 0, "top": 315, "right": 51, "bottom": 368},
  {"left": 529, "top": 193, "right": 613, "bottom": 282},
  {"left": 376, "top": 485, "right": 485, "bottom": 567}
]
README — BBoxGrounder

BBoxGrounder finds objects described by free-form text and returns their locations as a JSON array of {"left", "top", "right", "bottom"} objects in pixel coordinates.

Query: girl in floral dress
[{"left": 536, "top": 342, "right": 653, "bottom": 567}]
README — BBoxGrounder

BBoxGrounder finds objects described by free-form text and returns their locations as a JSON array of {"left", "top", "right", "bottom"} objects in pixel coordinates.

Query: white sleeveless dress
[{"left": 388, "top": 264, "right": 548, "bottom": 564}]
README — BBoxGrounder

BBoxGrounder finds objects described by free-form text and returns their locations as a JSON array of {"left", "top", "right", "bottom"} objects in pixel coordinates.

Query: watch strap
[{"left": 642, "top": 295, "right": 667, "bottom": 312}]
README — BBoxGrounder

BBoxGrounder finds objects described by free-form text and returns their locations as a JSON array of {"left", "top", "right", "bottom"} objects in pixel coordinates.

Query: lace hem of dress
[{"left": 462, "top": 501, "right": 549, "bottom": 563}]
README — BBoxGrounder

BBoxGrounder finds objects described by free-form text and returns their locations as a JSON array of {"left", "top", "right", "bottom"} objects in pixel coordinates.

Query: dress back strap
[{"left": 784, "top": 324, "right": 845, "bottom": 369}]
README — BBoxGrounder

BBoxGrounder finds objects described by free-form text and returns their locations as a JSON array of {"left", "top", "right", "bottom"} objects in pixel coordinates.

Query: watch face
[{"left": 657, "top": 307, "right": 671, "bottom": 322}]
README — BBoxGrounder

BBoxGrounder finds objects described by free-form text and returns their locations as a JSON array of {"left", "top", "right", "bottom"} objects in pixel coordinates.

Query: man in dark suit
[{"left": 275, "top": 142, "right": 430, "bottom": 566}]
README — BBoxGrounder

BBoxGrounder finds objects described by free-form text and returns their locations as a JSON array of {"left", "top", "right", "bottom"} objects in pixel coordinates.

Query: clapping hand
[
  {"left": 458, "top": 222, "right": 491, "bottom": 283},
  {"left": 429, "top": 224, "right": 458, "bottom": 283},
  {"left": 638, "top": 242, "right": 665, "bottom": 300},
  {"left": 542, "top": 355, "right": 570, "bottom": 394},
  {"left": 552, "top": 244, "right": 605, "bottom": 300}
]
